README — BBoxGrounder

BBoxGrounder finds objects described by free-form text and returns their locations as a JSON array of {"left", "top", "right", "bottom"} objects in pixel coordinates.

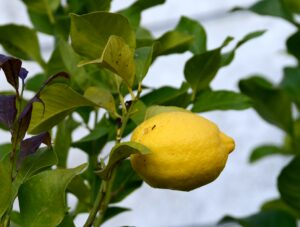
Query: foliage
[{"left": 0, "top": 0, "right": 296, "bottom": 226}]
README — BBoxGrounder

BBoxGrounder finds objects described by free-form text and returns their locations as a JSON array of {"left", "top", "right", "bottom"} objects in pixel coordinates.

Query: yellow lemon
[{"left": 130, "top": 111, "right": 235, "bottom": 191}]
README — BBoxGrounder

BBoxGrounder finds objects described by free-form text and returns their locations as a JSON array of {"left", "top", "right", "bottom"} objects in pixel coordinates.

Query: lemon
[{"left": 130, "top": 111, "right": 235, "bottom": 191}]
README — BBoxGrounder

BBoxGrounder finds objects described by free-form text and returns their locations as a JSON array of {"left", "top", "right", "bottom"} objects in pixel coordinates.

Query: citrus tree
[{"left": 0, "top": 0, "right": 296, "bottom": 226}]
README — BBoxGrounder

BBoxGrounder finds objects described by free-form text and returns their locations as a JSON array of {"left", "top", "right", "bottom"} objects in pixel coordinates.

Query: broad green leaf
[
  {"left": 67, "top": 175, "right": 90, "bottom": 205},
  {"left": 110, "top": 160, "right": 142, "bottom": 203},
  {"left": 283, "top": 0, "right": 300, "bottom": 14},
  {"left": 80, "top": 35, "right": 136, "bottom": 88},
  {"left": 278, "top": 155, "right": 300, "bottom": 212},
  {"left": 220, "top": 210, "right": 297, "bottom": 227},
  {"left": 130, "top": 100, "right": 147, "bottom": 125},
  {"left": 70, "top": 12, "right": 135, "bottom": 60},
  {"left": 19, "top": 164, "right": 87, "bottom": 227},
  {"left": 0, "top": 143, "right": 12, "bottom": 161},
  {"left": 249, "top": 145, "right": 290, "bottom": 163},
  {"left": 184, "top": 37, "right": 233, "bottom": 97},
  {"left": 96, "top": 141, "right": 150, "bottom": 180},
  {"left": 28, "top": 83, "right": 97, "bottom": 134},
  {"left": 0, "top": 25, "right": 44, "bottom": 66},
  {"left": 261, "top": 198, "right": 300, "bottom": 218},
  {"left": 144, "top": 105, "right": 189, "bottom": 120},
  {"left": 281, "top": 67, "right": 300, "bottom": 107},
  {"left": 102, "top": 206, "right": 130, "bottom": 224},
  {"left": 67, "top": 0, "right": 111, "bottom": 14},
  {"left": 236, "top": 0, "right": 294, "bottom": 22},
  {"left": 175, "top": 16, "right": 207, "bottom": 54},
  {"left": 155, "top": 31, "right": 194, "bottom": 56},
  {"left": 0, "top": 155, "right": 12, "bottom": 217},
  {"left": 10, "top": 211, "right": 22, "bottom": 227},
  {"left": 54, "top": 117, "right": 79, "bottom": 168},
  {"left": 119, "top": 0, "right": 165, "bottom": 29},
  {"left": 27, "top": 10, "right": 53, "bottom": 35},
  {"left": 22, "top": 0, "right": 60, "bottom": 14},
  {"left": 192, "top": 90, "right": 252, "bottom": 112},
  {"left": 57, "top": 214, "right": 75, "bottom": 227},
  {"left": 222, "top": 30, "right": 266, "bottom": 66},
  {"left": 287, "top": 31, "right": 300, "bottom": 61},
  {"left": 239, "top": 76, "right": 293, "bottom": 134},
  {"left": 84, "top": 86, "right": 117, "bottom": 116},
  {"left": 12, "top": 147, "right": 57, "bottom": 200},
  {"left": 134, "top": 46, "right": 154, "bottom": 82},
  {"left": 141, "top": 83, "right": 190, "bottom": 107}
]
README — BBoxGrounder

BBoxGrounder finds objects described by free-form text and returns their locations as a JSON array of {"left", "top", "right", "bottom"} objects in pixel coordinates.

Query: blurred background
[{"left": 0, "top": 0, "right": 297, "bottom": 226}]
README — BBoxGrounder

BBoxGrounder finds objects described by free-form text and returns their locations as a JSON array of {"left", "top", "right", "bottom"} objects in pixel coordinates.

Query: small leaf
[
  {"left": 19, "top": 164, "right": 87, "bottom": 227},
  {"left": 220, "top": 210, "right": 297, "bottom": 227},
  {"left": 278, "top": 155, "right": 300, "bottom": 212},
  {"left": 54, "top": 117, "right": 79, "bottom": 168},
  {"left": 0, "top": 25, "right": 44, "bottom": 65},
  {"left": 110, "top": 160, "right": 142, "bottom": 203},
  {"left": 0, "top": 95, "right": 17, "bottom": 130},
  {"left": 28, "top": 83, "right": 97, "bottom": 134},
  {"left": 17, "top": 132, "right": 51, "bottom": 168},
  {"left": 281, "top": 67, "right": 300, "bottom": 107},
  {"left": 222, "top": 30, "right": 266, "bottom": 66},
  {"left": 84, "top": 86, "right": 117, "bottom": 116},
  {"left": 130, "top": 100, "right": 147, "bottom": 125},
  {"left": 80, "top": 35, "right": 136, "bottom": 88},
  {"left": 0, "top": 155, "right": 12, "bottom": 217},
  {"left": 155, "top": 31, "right": 194, "bottom": 56},
  {"left": 70, "top": 12, "right": 135, "bottom": 60},
  {"left": 192, "top": 90, "right": 252, "bottom": 112},
  {"left": 184, "top": 38, "right": 233, "bottom": 96},
  {"left": 249, "top": 145, "right": 291, "bottom": 163},
  {"left": 0, "top": 54, "right": 22, "bottom": 92},
  {"left": 102, "top": 206, "right": 130, "bottom": 224},
  {"left": 239, "top": 76, "right": 293, "bottom": 134},
  {"left": 96, "top": 142, "right": 150, "bottom": 180},
  {"left": 144, "top": 105, "right": 189, "bottom": 120},
  {"left": 134, "top": 46, "right": 154, "bottom": 82},
  {"left": 175, "top": 16, "right": 207, "bottom": 54},
  {"left": 22, "top": 0, "right": 60, "bottom": 14}
]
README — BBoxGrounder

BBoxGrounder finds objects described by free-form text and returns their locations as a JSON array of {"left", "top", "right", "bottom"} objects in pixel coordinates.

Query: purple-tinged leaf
[
  {"left": 0, "top": 95, "right": 17, "bottom": 130},
  {"left": 19, "top": 67, "right": 28, "bottom": 81},
  {"left": 17, "top": 132, "right": 51, "bottom": 168},
  {"left": 0, "top": 54, "right": 21, "bottom": 93}
]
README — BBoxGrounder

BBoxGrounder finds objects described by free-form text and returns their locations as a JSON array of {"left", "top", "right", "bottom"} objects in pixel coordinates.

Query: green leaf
[
  {"left": 57, "top": 214, "right": 75, "bottom": 227},
  {"left": 286, "top": 31, "right": 300, "bottom": 61},
  {"left": 222, "top": 30, "right": 266, "bottom": 66},
  {"left": 67, "top": 0, "right": 111, "bottom": 14},
  {"left": 70, "top": 12, "right": 135, "bottom": 60},
  {"left": 118, "top": 0, "right": 165, "bottom": 29},
  {"left": 141, "top": 83, "right": 190, "bottom": 107},
  {"left": 134, "top": 46, "right": 154, "bottom": 82},
  {"left": 220, "top": 210, "right": 297, "bottom": 227},
  {"left": 54, "top": 117, "right": 79, "bottom": 168},
  {"left": 110, "top": 160, "right": 142, "bottom": 203},
  {"left": 84, "top": 87, "right": 117, "bottom": 116},
  {"left": 22, "top": 0, "right": 60, "bottom": 14},
  {"left": 12, "top": 147, "right": 57, "bottom": 200},
  {"left": 239, "top": 76, "right": 293, "bottom": 134},
  {"left": 0, "top": 143, "right": 12, "bottom": 161},
  {"left": 155, "top": 31, "right": 194, "bottom": 56},
  {"left": 25, "top": 73, "right": 47, "bottom": 92},
  {"left": 144, "top": 105, "right": 189, "bottom": 120},
  {"left": 184, "top": 37, "right": 233, "bottom": 96},
  {"left": 28, "top": 83, "right": 97, "bottom": 134},
  {"left": 130, "top": 100, "right": 147, "bottom": 125},
  {"left": 281, "top": 67, "right": 300, "bottom": 107},
  {"left": 67, "top": 175, "right": 90, "bottom": 205},
  {"left": 249, "top": 145, "right": 290, "bottom": 163},
  {"left": 192, "top": 90, "right": 252, "bottom": 112},
  {"left": 19, "top": 164, "right": 87, "bottom": 227},
  {"left": 97, "top": 141, "right": 150, "bottom": 180},
  {"left": 278, "top": 155, "right": 300, "bottom": 212},
  {"left": 80, "top": 35, "right": 136, "bottom": 88},
  {"left": 261, "top": 198, "right": 300, "bottom": 218},
  {"left": 175, "top": 16, "right": 207, "bottom": 54},
  {"left": 0, "top": 24, "right": 44, "bottom": 65},
  {"left": 0, "top": 155, "right": 12, "bottom": 217},
  {"left": 102, "top": 206, "right": 130, "bottom": 223},
  {"left": 240, "top": 0, "right": 294, "bottom": 22}
]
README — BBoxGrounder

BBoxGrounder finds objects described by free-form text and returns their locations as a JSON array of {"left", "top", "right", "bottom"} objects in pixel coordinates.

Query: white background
[{"left": 0, "top": 0, "right": 297, "bottom": 226}]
